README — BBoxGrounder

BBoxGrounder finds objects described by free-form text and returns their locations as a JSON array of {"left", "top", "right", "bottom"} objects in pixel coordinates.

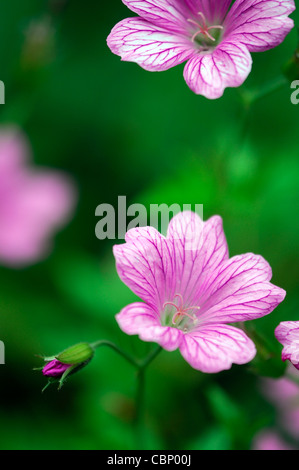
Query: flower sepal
[{"left": 39, "top": 342, "right": 95, "bottom": 391}]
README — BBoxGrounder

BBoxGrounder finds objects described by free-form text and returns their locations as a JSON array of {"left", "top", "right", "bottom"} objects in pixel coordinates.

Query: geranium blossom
[
  {"left": 107, "top": 0, "right": 295, "bottom": 99},
  {"left": 0, "top": 128, "right": 76, "bottom": 267},
  {"left": 275, "top": 321, "right": 299, "bottom": 370},
  {"left": 113, "top": 211, "right": 286, "bottom": 373}
]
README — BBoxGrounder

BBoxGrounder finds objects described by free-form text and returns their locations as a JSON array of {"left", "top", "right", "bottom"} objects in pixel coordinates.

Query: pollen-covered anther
[{"left": 188, "top": 11, "right": 223, "bottom": 43}]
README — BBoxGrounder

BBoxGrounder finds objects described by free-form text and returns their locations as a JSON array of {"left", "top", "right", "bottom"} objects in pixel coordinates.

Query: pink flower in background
[
  {"left": 0, "top": 128, "right": 76, "bottom": 267},
  {"left": 262, "top": 367, "right": 299, "bottom": 440},
  {"left": 113, "top": 211, "right": 286, "bottom": 373},
  {"left": 252, "top": 430, "right": 296, "bottom": 450},
  {"left": 275, "top": 321, "right": 299, "bottom": 370},
  {"left": 107, "top": 0, "right": 295, "bottom": 99}
]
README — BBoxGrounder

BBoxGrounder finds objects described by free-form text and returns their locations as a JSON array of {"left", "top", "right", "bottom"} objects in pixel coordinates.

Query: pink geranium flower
[
  {"left": 107, "top": 0, "right": 295, "bottom": 99},
  {"left": 0, "top": 128, "right": 76, "bottom": 267},
  {"left": 113, "top": 211, "right": 286, "bottom": 373},
  {"left": 275, "top": 322, "right": 299, "bottom": 370}
]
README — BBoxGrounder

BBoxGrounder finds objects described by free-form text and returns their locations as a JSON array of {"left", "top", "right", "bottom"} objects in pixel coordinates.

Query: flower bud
[
  {"left": 42, "top": 359, "right": 71, "bottom": 378},
  {"left": 40, "top": 342, "right": 95, "bottom": 390},
  {"left": 56, "top": 342, "right": 94, "bottom": 365}
]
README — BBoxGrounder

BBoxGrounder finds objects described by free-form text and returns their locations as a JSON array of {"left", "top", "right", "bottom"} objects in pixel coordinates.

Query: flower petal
[
  {"left": 116, "top": 302, "right": 183, "bottom": 351},
  {"left": 224, "top": 0, "right": 295, "bottom": 52},
  {"left": 275, "top": 321, "right": 299, "bottom": 369},
  {"left": 166, "top": 211, "right": 228, "bottom": 305},
  {"left": 183, "top": 40, "right": 252, "bottom": 98},
  {"left": 185, "top": 0, "right": 233, "bottom": 23},
  {"left": 113, "top": 226, "right": 174, "bottom": 311},
  {"left": 198, "top": 253, "right": 286, "bottom": 324},
  {"left": 107, "top": 17, "right": 195, "bottom": 72},
  {"left": 121, "top": 0, "right": 192, "bottom": 34},
  {"left": 180, "top": 324, "right": 256, "bottom": 372}
]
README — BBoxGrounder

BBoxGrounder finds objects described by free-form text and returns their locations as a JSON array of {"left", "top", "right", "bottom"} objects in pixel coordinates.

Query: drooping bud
[
  {"left": 56, "top": 342, "right": 94, "bottom": 365},
  {"left": 40, "top": 342, "right": 95, "bottom": 390}
]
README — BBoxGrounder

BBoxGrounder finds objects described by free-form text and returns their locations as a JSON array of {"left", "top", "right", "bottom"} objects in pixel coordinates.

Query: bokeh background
[{"left": 0, "top": 0, "right": 299, "bottom": 450}]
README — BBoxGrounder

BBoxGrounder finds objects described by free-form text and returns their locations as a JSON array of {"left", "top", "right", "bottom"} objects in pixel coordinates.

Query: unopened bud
[
  {"left": 40, "top": 342, "right": 95, "bottom": 390},
  {"left": 56, "top": 342, "right": 94, "bottom": 365},
  {"left": 43, "top": 359, "right": 71, "bottom": 378}
]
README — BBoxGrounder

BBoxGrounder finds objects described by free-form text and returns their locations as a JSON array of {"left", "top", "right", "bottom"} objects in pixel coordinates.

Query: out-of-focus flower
[
  {"left": 275, "top": 321, "right": 299, "bottom": 370},
  {"left": 113, "top": 211, "right": 286, "bottom": 373},
  {"left": 22, "top": 16, "right": 55, "bottom": 69},
  {"left": 0, "top": 127, "right": 76, "bottom": 267},
  {"left": 107, "top": 0, "right": 295, "bottom": 99},
  {"left": 262, "top": 367, "right": 299, "bottom": 440},
  {"left": 252, "top": 430, "right": 296, "bottom": 450}
]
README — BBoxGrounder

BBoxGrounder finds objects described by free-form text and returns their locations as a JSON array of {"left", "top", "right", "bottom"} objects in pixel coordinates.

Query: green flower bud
[
  {"left": 40, "top": 342, "right": 95, "bottom": 391},
  {"left": 56, "top": 342, "right": 94, "bottom": 365}
]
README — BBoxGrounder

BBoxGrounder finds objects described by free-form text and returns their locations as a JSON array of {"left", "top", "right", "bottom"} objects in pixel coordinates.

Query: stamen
[
  {"left": 188, "top": 11, "right": 223, "bottom": 44},
  {"left": 184, "top": 306, "right": 200, "bottom": 312},
  {"left": 172, "top": 310, "right": 198, "bottom": 325},
  {"left": 163, "top": 301, "right": 181, "bottom": 310},
  {"left": 163, "top": 294, "right": 200, "bottom": 330}
]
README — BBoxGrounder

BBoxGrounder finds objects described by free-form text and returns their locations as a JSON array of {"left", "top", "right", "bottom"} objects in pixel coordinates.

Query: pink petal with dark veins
[
  {"left": 107, "top": 17, "right": 196, "bottom": 72},
  {"left": 116, "top": 302, "right": 183, "bottom": 351},
  {"left": 224, "top": 0, "right": 295, "bottom": 52},
  {"left": 179, "top": 323, "right": 256, "bottom": 372},
  {"left": 184, "top": 40, "right": 252, "bottom": 99},
  {"left": 197, "top": 253, "right": 286, "bottom": 324}
]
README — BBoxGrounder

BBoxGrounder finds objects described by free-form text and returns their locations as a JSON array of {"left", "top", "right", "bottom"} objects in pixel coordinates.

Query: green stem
[
  {"left": 90, "top": 340, "right": 139, "bottom": 368},
  {"left": 134, "top": 346, "right": 162, "bottom": 448},
  {"left": 91, "top": 340, "right": 162, "bottom": 448},
  {"left": 239, "top": 75, "right": 288, "bottom": 109}
]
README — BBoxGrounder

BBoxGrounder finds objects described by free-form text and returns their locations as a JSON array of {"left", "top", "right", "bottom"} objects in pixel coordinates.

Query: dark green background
[{"left": 0, "top": 0, "right": 298, "bottom": 450}]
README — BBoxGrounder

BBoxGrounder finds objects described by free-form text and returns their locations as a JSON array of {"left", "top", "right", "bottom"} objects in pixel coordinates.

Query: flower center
[
  {"left": 188, "top": 12, "right": 223, "bottom": 48},
  {"left": 162, "top": 293, "right": 200, "bottom": 333}
]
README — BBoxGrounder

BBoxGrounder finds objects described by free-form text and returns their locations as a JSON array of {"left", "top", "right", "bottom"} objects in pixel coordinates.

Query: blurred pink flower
[
  {"left": 113, "top": 211, "right": 286, "bottom": 373},
  {"left": 262, "top": 366, "right": 299, "bottom": 439},
  {"left": 252, "top": 430, "right": 296, "bottom": 450},
  {"left": 107, "top": 0, "right": 295, "bottom": 99},
  {"left": 0, "top": 128, "right": 77, "bottom": 267},
  {"left": 275, "top": 321, "right": 299, "bottom": 370}
]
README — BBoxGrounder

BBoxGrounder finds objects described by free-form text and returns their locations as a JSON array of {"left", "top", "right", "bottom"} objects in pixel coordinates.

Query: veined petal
[
  {"left": 275, "top": 322, "right": 299, "bottom": 369},
  {"left": 185, "top": 0, "right": 232, "bottom": 23},
  {"left": 166, "top": 212, "right": 228, "bottom": 305},
  {"left": 107, "top": 17, "right": 195, "bottom": 72},
  {"left": 122, "top": 0, "right": 193, "bottom": 34},
  {"left": 224, "top": 0, "right": 295, "bottom": 52},
  {"left": 116, "top": 302, "right": 183, "bottom": 351},
  {"left": 198, "top": 253, "right": 286, "bottom": 324},
  {"left": 184, "top": 41, "right": 252, "bottom": 99},
  {"left": 113, "top": 226, "right": 174, "bottom": 311},
  {"left": 180, "top": 324, "right": 256, "bottom": 372}
]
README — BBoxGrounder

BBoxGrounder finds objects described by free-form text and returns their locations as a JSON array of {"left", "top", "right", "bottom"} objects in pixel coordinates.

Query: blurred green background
[{"left": 0, "top": 0, "right": 298, "bottom": 450}]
